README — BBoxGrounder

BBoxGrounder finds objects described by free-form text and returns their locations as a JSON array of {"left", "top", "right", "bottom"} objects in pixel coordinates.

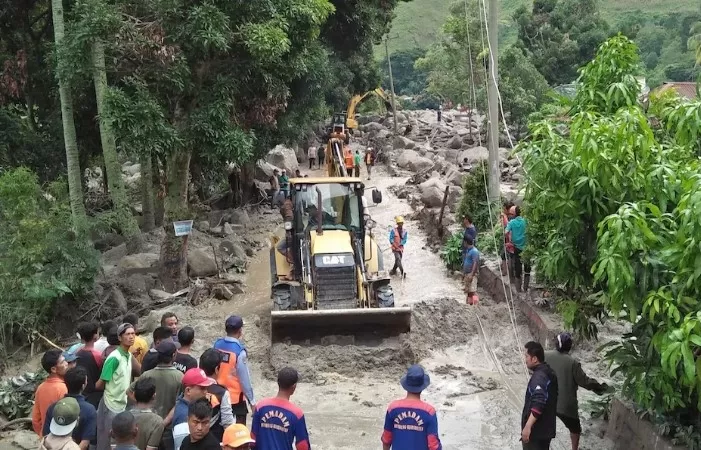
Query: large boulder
[
  {"left": 397, "top": 150, "right": 434, "bottom": 172},
  {"left": 393, "top": 136, "right": 416, "bottom": 150},
  {"left": 255, "top": 160, "right": 281, "bottom": 182},
  {"left": 448, "top": 135, "right": 463, "bottom": 149},
  {"left": 265, "top": 145, "right": 299, "bottom": 173},
  {"left": 229, "top": 209, "right": 251, "bottom": 227},
  {"left": 188, "top": 248, "right": 218, "bottom": 277},
  {"left": 118, "top": 253, "right": 159, "bottom": 271},
  {"left": 458, "top": 146, "right": 489, "bottom": 164},
  {"left": 362, "top": 122, "right": 385, "bottom": 133},
  {"left": 419, "top": 178, "right": 448, "bottom": 208},
  {"left": 445, "top": 165, "right": 465, "bottom": 187}
]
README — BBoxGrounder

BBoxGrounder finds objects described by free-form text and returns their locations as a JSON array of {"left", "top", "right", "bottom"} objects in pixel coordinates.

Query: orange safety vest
[
  {"left": 344, "top": 147, "right": 354, "bottom": 169},
  {"left": 392, "top": 227, "right": 406, "bottom": 253},
  {"left": 213, "top": 338, "right": 244, "bottom": 402}
]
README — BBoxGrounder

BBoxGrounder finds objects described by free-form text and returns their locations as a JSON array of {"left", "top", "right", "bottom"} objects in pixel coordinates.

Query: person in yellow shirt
[{"left": 124, "top": 313, "right": 148, "bottom": 364}]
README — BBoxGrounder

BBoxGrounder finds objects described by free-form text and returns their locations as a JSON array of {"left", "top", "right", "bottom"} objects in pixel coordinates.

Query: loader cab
[{"left": 291, "top": 179, "right": 364, "bottom": 237}]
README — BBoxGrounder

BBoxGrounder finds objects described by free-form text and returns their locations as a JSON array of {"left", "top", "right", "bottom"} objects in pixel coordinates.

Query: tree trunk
[
  {"left": 153, "top": 152, "right": 165, "bottom": 226},
  {"left": 51, "top": 0, "right": 86, "bottom": 227},
  {"left": 158, "top": 150, "right": 192, "bottom": 292},
  {"left": 140, "top": 150, "right": 155, "bottom": 232},
  {"left": 91, "top": 40, "right": 141, "bottom": 250}
]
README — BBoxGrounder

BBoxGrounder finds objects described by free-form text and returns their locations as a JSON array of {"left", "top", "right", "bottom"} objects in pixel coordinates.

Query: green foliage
[
  {"left": 519, "top": 34, "right": 701, "bottom": 439},
  {"left": 455, "top": 162, "right": 494, "bottom": 233},
  {"left": 380, "top": 48, "right": 428, "bottom": 96},
  {"left": 440, "top": 231, "right": 464, "bottom": 271},
  {"left": 0, "top": 168, "right": 99, "bottom": 353},
  {"left": 0, "top": 371, "right": 47, "bottom": 420},
  {"left": 514, "top": 0, "right": 611, "bottom": 86}
]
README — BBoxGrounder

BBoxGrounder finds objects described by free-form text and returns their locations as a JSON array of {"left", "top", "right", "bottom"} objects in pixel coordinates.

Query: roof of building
[{"left": 654, "top": 82, "right": 698, "bottom": 101}]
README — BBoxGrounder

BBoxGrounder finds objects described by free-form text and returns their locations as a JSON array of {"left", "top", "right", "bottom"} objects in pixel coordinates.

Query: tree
[
  {"left": 518, "top": 35, "right": 701, "bottom": 443},
  {"left": 380, "top": 48, "right": 428, "bottom": 95},
  {"left": 514, "top": 0, "right": 610, "bottom": 86},
  {"left": 687, "top": 21, "right": 701, "bottom": 65},
  {"left": 51, "top": 0, "right": 86, "bottom": 226}
]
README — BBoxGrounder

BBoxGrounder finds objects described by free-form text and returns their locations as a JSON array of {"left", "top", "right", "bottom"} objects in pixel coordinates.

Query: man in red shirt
[
  {"left": 382, "top": 365, "right": 442, "bottom": 450},
  {"left": 32, "top": 349, "right": 69, "bottom": 435}
]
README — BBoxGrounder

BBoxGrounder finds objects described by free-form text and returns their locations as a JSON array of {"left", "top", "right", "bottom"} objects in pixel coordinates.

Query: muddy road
[{"left": 167, "top": 166, "right": 614, "bottom": 450}]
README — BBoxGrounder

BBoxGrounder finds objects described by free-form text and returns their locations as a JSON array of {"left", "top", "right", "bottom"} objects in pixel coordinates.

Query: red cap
[{"left": 182, "top": 368, "right": 214, "bottom": 387}]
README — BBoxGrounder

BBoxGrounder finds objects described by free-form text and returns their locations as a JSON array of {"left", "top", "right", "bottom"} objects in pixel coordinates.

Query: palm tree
[
  {"left": 92, "top": 40, "right": 142, "bottom": 250},
  {"left": 687, "top": 22, "right": 701, "bottom": 66},
  {"left": 51, "top": 0, "right": 86, "bottom": 226}
]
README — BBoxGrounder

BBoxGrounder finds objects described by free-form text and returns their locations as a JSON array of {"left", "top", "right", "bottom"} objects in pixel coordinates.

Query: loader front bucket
[{"left": 271, "top": 306, "right": 412, "bottom": 344}]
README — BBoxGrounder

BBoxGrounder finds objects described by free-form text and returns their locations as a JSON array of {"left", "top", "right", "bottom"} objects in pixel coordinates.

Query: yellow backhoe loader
[
  {"left": 269, "top": 177, "right": 411, "bottom": 342},
  {"left": 346, "top": 87, "right": 394, "bottom": 130}
]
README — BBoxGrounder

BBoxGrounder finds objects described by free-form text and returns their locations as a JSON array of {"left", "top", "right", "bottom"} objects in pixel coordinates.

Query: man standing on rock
[
  {"left": 213, "top": 316, "right": 256, "bottom": 425},
  {"left": 389, "top": 216, "right": 408, "bottom": 278},
  {"left": 95, "top": 323, "right": 135, "bottom": 450},
  {"left": 545, "top": 333, "right": 608, "bottom": 450},
  {"left": 521, "top": 341, "right": 558, "bottom": 450},
  {"left": 381, "top": 364, "right": 442, "bottom": 450},
  {"left": 251, "top": 367, "right": 310, "bottom": 450}
]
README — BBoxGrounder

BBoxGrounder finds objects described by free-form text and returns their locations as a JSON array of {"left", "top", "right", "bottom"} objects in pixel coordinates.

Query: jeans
[
  {"left": 513, "top": 247, "right": 531, "bottom": 279},
  {"left": 354, "top": 166, "right": 360, "bottom": 177},
  {"left": 367, "top": 164, "right": 372, "bottom": 178},
  {"left": 96, "top": 398, "right": 118, "bottom": 450},
  {"left": 309, "top": 158, "right": 315, "bottom": 169},
  {"left": 391, "top": 251, "right": 404, "bottom": 275}
]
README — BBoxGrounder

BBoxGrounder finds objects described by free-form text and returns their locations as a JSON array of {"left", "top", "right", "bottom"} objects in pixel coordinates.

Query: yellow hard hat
[{"left": 395, "top": 216, "right": 404, "bottom": 224}]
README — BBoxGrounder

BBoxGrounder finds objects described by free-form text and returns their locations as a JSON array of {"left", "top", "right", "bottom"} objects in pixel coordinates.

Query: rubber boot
[
  {"left": 523, "top": 274, "right": 531, "bottom": 292},
  {"left": 515, "top": 277, "right": 522, "bottom": 292}
]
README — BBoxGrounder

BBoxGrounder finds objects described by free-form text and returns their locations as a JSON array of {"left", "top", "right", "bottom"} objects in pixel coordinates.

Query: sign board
[{"left": 173, "top": 220, "right": 194, "bottom": 237}]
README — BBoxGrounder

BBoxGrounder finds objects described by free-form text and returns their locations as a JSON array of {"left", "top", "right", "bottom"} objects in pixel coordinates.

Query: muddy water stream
[{"left": 163, "top": 167, "right": 582, "bottom": 449}]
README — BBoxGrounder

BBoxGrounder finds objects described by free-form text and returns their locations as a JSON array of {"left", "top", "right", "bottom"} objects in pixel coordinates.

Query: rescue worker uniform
[
  {"left": 389, "top": 217, "right": 408, "bottom": 277},
  {"left": 213, "top": 316, "right": 255, "bottom": 426}
]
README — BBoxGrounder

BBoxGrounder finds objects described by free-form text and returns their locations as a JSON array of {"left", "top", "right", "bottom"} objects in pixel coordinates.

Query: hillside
[{"left": 382, "top": 0, "right": 700, "bottom": 54}]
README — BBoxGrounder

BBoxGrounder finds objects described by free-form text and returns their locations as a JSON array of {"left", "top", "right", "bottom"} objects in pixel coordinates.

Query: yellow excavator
[
  {"left": 268, "top": 176, "right": 411, "bottom": 343},
  {"left": 345, "top": 87, "right": 394, "bottom": 131}
]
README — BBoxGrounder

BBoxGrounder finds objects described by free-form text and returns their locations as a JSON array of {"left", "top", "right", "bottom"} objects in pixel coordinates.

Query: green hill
[{"left": 382, "top": 0, "right": 700, "bottom": 55}]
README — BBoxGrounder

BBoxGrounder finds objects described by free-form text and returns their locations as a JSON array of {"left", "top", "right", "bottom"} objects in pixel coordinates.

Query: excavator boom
[{"left": 346, "top": 87, "right": 394, "bottom": 130}]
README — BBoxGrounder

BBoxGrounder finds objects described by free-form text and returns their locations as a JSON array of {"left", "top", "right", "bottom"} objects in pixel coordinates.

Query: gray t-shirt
[
  {"left": 131, "top": 366, "right": 183, "bottom": 418},
  {"left": 131, "top": 407, "right": 165, "bottom": 449}
]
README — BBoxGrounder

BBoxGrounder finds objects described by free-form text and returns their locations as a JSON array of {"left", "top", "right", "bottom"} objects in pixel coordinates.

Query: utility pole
[
  {"left": 384, "top": 36, "right": 399, "bottom": 134},
  {"left": 486, "top": 0, "right": 500, "bottom": 201}
]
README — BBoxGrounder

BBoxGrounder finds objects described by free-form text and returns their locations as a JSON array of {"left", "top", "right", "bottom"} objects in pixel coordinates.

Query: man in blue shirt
[
  {"left": 382, "top": 365, "right": 442, "bottom": 450},
  {"left": 462, "top": 236, "right": 480, "bottom": 305},
  {"left": 462, "top": 214, "right": 477, "bottom": 245},
  {"left": 43, "top": 366, "right": 97, "bottom": 449},
  {"left": 251, "top": 367, "right": 310, "bottom": 450},
  {"left": 505, "top": 206, "right": 530, "bottom": 292}
]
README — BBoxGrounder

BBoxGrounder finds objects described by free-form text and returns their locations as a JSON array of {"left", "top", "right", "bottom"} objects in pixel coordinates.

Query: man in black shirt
[
  {"left": 174, "top": 327, "right": 198, "bottom": 374},
  {"left": 140, "top": 327, "right": 174, "bottom": 374},
  {"left": 522, "top": 341, "right": 558, "bottom": 450},
  {"left": 180, "top": 399, "right": 221, "bottom": 450},
  {"left": 75, "top": 321, "right": 104, "bottom": 408}
]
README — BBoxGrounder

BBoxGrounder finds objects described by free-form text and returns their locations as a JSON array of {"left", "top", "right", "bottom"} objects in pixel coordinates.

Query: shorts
[
  {"left": 463, "top": 273, "right": 478, "bottom": 293},
  {"left": 557, "top": 413, "right": 582, "bottom": 434},
  {"left": 522, "top": 439, "right": 551, "bottom": 450}
]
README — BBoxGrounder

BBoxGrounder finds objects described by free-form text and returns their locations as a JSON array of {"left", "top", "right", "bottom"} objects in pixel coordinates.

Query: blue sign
[{"left": 173, "top": 220, "right": 193, "bottom": 237}]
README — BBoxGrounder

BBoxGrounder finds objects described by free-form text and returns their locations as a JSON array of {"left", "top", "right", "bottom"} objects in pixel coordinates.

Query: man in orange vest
[
  {"left": 388, "top": 216, "right": 408, "bottom": 278},
  {"left": 213, "top": 316, "right": 255, "bottom": 426},
  {"left": 343, "top": 145, "right": 354, "bottom": 175}
]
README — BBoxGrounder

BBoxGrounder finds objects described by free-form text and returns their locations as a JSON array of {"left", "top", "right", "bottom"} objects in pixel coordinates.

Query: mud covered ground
[{"left": 0, "top": 165, "right": 618, "bottom": 450}]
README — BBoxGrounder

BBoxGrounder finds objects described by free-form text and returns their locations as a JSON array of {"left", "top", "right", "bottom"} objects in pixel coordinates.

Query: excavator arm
[{"left": 346, "top": 88, "right": 394, "bottom": 130}]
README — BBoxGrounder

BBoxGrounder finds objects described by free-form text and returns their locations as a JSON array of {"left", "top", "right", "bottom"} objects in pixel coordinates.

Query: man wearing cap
[
  {"left": 43, "top": 366, "right": 97, "bottom": 450},
  {"left": 545, "top": 333, "right": 608, "bottom": 450},
  {"left": 95, "top": 323, "right": 136, "bottom": 450},
  {"left": 33, "top": 349, "right": 69, "bottom": 436},
  {"left": 389, "top": 216, "right": 408, "bottom": 277},
  {"left": 173, "top": 368, "right": 215, "bottom": 450},
  {"left": 251, "top": 367, "right": 309, "bottom": 450},
  {"left": 381, "top": 364, "right": 442, "bottom": 450},
  {"left": 39, "top": 397, "right": 81, "bottom": 450},
  {"left": 213, "top": 316, "right": 255, "bottom": 425},
  {"left": 222, "top": 424, "right": 255, "bottom": 450}
]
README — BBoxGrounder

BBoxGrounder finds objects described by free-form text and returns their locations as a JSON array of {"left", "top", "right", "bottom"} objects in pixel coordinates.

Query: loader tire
[
  {"left": 272, "top": 287, "right": 292, "bottom": 311},
  {"left": 375, "top": 285, "right": 395, "bottom": 308}
]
